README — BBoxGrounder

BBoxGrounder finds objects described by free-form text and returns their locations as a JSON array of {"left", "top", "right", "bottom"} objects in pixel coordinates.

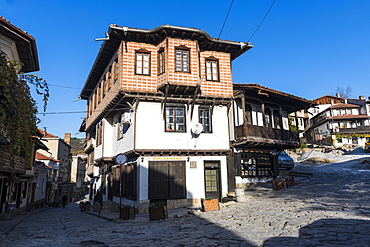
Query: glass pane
[
  {"left": 167, "top": 123, "right": 174, "bottom": 131},
  {"left": 176, "top": 117, "right": 184, "bottom": 123},
  {"left": 177, "top": 124, "right": 184, "bottom": 131},
  {"left": 176, "top": 108, "right": 184, "bottom": 116},
  {"left": 166, "top": 116, "right": 174, "bottom": 123},
  {"left": 166, "top": 108, "right": 174, "bottom": 116}
]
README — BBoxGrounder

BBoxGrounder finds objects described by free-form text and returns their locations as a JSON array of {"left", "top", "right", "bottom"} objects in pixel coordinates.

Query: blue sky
[{"left": 2, "top": 0, "right": 370, "bottom": 138}]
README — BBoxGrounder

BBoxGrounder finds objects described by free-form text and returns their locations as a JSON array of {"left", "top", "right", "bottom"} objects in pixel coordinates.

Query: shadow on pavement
[{"left": 263, "top": 218, "right": 370, "bottom": 246}]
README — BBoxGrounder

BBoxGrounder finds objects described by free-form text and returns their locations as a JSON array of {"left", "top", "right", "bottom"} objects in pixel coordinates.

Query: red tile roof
[
  {"left": 35, "top": 152, "right": 60, "bottom": 162},
  {"left": 328, "top": 103, "right": 360, "bottom": 109},
  {"left": 38, "top": 128, "right": 58, "bottom": 138}
]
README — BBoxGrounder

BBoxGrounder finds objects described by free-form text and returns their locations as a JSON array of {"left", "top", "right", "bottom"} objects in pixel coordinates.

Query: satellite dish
[{"left": 191, "top": 123, "right": 203, "bottom": 135}]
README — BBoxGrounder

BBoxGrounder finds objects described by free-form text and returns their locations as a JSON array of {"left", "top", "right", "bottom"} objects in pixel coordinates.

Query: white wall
[{"left": 135, "top": 102, "right": 230, "bottom": 150}]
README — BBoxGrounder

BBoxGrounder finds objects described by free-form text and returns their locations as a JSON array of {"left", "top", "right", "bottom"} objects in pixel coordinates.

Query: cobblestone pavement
[{"left": 1, "top": 155, "right": 370, "bottom": 246}]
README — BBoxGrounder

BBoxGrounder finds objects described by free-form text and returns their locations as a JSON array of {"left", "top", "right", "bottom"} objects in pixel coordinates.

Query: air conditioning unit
[{"left": 122, "top": 112, "right": 132, "bottom": 124}]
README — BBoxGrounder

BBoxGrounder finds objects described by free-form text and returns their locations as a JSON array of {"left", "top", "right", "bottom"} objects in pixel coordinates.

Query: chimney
[
  {"left": 64, "top": 133, "right": 71, "bottom": 145},
  {"left": 359, "top": 95, "right": 365, "bottom": 100},
  {"left": 336, "top": 93, "right": 341, "bottom": 98}
]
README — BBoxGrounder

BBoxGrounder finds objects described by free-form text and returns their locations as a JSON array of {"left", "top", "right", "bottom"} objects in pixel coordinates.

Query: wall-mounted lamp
[
  {"left": 187, "top": 156, "right": 190, "bottom": 162},
  {"left": 141, "top": 157, "right": 144, "bottom": 163}
]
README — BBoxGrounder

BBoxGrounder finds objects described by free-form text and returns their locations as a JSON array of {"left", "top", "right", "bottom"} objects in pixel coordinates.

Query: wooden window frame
[
  {"left": 135, "top": 49, "right": 151, "bottom": 76},
  {"left": 205, "top": 57, "right": 219, "bottom": 81},
  {"left": 96, "top": 122, "right": 103, "bottom": 146},
  {"left": 158, "top": 47, "right": 165, "bottom": 75},
  {"left": 199, "top": 106, "right": 212, "bottom": 133},
  {"left": 165, "top": 104, "right": 186, "bottom": 132},
  {"left": 113, "top": 58, "right": 119, "bottom": 83},
  {"left": 175, "top": 45, "right": 190, "bottom": 72}
]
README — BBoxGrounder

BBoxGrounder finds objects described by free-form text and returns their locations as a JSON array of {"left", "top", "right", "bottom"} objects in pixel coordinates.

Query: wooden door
[{"left": 204, "top": 161, "right": 221, "bottom": 200}]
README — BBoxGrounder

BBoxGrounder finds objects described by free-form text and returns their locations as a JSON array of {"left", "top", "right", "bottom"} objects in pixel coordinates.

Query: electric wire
[{"left": 248, "top": 0, "right": 277, "bottom": 42}]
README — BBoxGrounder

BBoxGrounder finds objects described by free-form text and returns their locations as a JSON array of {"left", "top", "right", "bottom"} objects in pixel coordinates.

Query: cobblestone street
[{"left": 1, "top": 155, "right": 370, "bottom": 246}]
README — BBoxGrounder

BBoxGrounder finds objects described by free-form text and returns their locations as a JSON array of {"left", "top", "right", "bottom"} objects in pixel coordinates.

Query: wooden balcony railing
[
  {"left": 235, "top": 125, "right": 299, "bottom": 143},
  {"left": 335, "top": 125, "right": 370, "bottom": 134}
]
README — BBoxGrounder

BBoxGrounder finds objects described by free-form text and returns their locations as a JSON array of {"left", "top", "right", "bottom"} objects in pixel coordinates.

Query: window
[
  {"left": 206, "top": 59, "right": 219, "bottom": 81},
  {"left": 96, "top": 122, "right": 103, "bottom": 146},
  {"left": 113, "top": 58, "right": 119, "bottom": 83},
  {"left": 265, "top": 108, "right": 272, "bottom": 127},
  {"left": 117, "top": 115, "right": 123, "bottom": 140},
  {"left": 239, "top": 151, "right": 274, "bottom": 177},
  {"left": 116, "top": 114, "right": 130, "bottom": 140},
  {"left": 273, "top": 110, "right": 281, "bottom": 129},
  {"left": 175, "top": 46, "right": 190, "bottom": 72},
  {"left": 158, "top": 47, "right": 165, "bottom": 74},
  {"left": 166, "top": 105, "right": 185, "bottom": 132},
  {"left": 245, "top": 104, "right": 253, "bottom": 125},
  {"left": 135, "top": 50, "right": 150, "bottom": 75},
  {"left": 199, "top": 107, "right": 212, "bottom": 133}
]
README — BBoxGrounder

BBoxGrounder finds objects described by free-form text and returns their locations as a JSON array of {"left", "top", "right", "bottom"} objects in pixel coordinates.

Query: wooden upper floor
[
  {"left": 231, "top": 84, "right": 312, "bottom": 150},
  {"left": 80, "top": 25, "right": 252, "bottom": 131}
]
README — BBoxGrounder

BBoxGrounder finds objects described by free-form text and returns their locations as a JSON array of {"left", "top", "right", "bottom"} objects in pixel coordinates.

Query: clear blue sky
[{"left": 2, "top": 0, "right": 370, "bottom": 138}]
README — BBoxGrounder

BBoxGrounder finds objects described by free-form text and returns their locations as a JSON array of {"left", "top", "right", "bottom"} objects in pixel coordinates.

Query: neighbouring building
[
  {"left": 34, "top": 152, "right": 60, "bottom": 206},
  {"left": 0, "top": 16, "right": 42, "bottom": 218},
  {"left": 79, "top": 24, "right": 253, "bottom": 213},
  {"left": 37, "top": 129, "right": 73, "bottom": 202},
  {"left": 306, "top": 95, "right": 370, "bottom": 147},
  {"left": 229, "top": 83, "right": 312, "bottom": 188},
  {"left": 71, "top": 154, "right": 87, "bottom": 200}
]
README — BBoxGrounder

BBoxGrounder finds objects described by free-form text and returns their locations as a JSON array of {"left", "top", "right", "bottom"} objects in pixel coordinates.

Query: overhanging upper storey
[
  {"left": 0, "top": 16, "right": 39, "bottom": 72},
  {"left": 80, "top": 24, "right": 253, "bottom": 100}
]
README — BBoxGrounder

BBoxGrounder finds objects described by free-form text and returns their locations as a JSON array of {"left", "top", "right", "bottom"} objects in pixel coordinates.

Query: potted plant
[
  {"left": 120, "top": 205, "right": 135, "bottom": 220},
  {"left": 201, "top": 198, "right": 219, "bottom": 212},
  {"left": 149, "top": 200, "right": 168, "bottom": 221}
]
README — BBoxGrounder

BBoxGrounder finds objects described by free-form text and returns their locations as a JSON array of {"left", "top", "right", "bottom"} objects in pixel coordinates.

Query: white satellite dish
[{"left": 191, "top": 123, "right": 203, "bottom": 135}]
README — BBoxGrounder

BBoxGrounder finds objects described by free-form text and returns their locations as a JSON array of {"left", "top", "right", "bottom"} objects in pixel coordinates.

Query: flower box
[
  {"left": 272, "top": 179, "right": 286, "bottom": 190},
  {"left": 149, "top": 206, "right": 168, "bottom": 221},
  {"left": 120, "top": 207, "right": 135, "bottom": 220},
  {"left": 285, "top": 176, "right": 295, "bottom": 188},
  {"left": 201, "top": 198, "right": 220, "bottom": 212}
]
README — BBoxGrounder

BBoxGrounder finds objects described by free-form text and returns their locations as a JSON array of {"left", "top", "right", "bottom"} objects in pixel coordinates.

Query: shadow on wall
[{"left": 263, "top": 218, "right": 370, "bottom": 246}]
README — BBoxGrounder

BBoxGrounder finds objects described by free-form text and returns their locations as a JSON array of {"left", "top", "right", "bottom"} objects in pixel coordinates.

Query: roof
[
  {"left": 80, "top": 24, "right": 253, "bottom": 99},
  {"left": 328, "top": 103, "right": 361, "bottom": 109},
  {"left": 38, "top": 128, "right": 58, "bottom": 138},
  {"left": 313, "top": 95, "right": 342, "bottom": 105},
  {"left": 233, "top": 83, "right": 312, "bottom": 112},
  {"left": 0, "top": 16, "right": 39, "bottom": 72},
  {"left": 35, "top": 152, "right": 60, "bottom": 163}
]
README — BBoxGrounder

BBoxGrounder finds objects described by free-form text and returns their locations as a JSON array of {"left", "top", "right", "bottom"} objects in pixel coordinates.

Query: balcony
[
  {"left": 0, "top": 150, "right": 26, "bottom": 174},
  {"left": 334, "top": 125, "right": 370, "bottom": 134},
  {"left": 234, "top": 125, "right": 299, "bottom": 149}
]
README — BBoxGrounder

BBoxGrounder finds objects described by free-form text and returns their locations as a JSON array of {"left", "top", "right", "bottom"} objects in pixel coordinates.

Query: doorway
[{"left": 204, "top": 161, "right": 221, "bottom": 200}]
